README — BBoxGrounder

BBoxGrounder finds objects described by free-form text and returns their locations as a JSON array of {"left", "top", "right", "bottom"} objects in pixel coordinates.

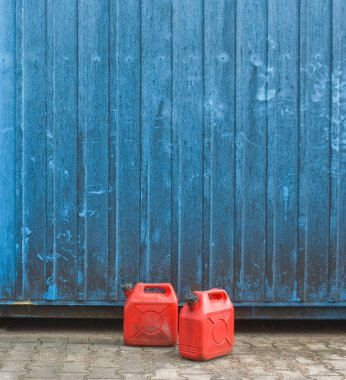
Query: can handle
[
  {"left": 207, "top": 288, "right": 228, "bottom": 302},
  {"left": 143, "top": 283, "right": 172, "bottom": 295}
]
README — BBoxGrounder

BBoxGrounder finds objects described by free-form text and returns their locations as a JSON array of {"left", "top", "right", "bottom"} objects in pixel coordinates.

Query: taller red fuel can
[
  {"left": 179, "top": 288, "right": 234, "bottom": 361},
  {"left": 122, "top": 283, "right": 178, "bottom": 346}
]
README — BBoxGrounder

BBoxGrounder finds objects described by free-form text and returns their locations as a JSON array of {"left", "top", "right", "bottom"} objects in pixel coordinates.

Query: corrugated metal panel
[{"left": 0, "top": 0, "right": 345, "bottom": 312}]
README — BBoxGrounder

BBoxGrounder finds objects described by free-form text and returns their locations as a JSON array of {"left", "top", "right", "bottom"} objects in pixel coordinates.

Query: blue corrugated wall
[{"left": 0, "top": 0, "right": 345, "bottom": 315}]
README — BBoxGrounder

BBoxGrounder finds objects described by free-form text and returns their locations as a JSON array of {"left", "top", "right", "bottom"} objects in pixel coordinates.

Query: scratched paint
[{"left": 0, "top": 0, "right": 345, "bottom": 315}]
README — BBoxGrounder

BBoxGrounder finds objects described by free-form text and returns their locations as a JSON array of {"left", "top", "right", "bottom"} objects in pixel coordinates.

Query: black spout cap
[{"left": 185, "top": 293, "right": 198, "bottom": 305}]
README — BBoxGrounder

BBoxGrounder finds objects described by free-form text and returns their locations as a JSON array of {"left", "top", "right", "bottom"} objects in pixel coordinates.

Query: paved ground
[{"left": 0, "top": 319, "right": 345, "bottom": 379}]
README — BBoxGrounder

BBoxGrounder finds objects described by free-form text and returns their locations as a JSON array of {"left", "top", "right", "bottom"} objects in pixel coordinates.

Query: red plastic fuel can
[
  {"left": 179, "top": 288, "right": 234, "bottom": 361},
  {"left": 122, "top": 282, "right": 178, "bottom": 346}
]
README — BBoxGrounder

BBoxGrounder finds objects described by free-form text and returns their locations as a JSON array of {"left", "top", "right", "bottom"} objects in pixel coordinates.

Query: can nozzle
[
  {"left": 121, "top": 283, "right": 134, "bottom": 298},
  {"left": 185, "top": 293, "right": 198, "bottom": 307}
]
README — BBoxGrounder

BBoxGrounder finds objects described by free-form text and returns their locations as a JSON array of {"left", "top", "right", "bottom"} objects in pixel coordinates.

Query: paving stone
[
  {"left": 305, "top": 343, "right": 329, "bottom": 350},
  {"left": 303, "top": 364, "right": 335, "bottom": 376},
  {"left": 61, "top": 361, "right": 87, "bottom": 373},
  {"left": 88, "top": 366, "right": 122, "bottom": 378},
  {"left": 60, "top": 373, "right": 86, "bottom": 380},
  {"left": 243, "top": 366, "right": 270, "bottom": 375},
  {"left": 151, "top": 368, "right": 183, "bottom": 379},
  {"left": 122, "top": 374, "right": 150, "bottom": 380},
  {"left": 6, "top": 352, "right": 32, "bottom": 362},
  {"left": 24, "top": 378, "right": 59, "bottom": 380},
  {"left": 92, "top": 358, "right": 120, "bottom": 368},
  {"left": 120, "top": 357, "right": 148, "bottom": 373},
  {"left": 317, "top": 351, "right": 346, "bottom": 360},
  {"left": 294, "top": 355, "right": 319, "bottom": 364},
  {"left": 26, "top": 366, "right": 58, "bottom": 378},
  {"left": 274, "top": 370, "right": 306, "bottom": 379},
  {"left": 0, "top": 372, "right": 27, "bottom": 380},
  {"left": 328, "top": 360, "right": 346, "bottom": 371},
  {"left": 0, "top": 361, "right": 30, "bottom": 372},
  {"left": 217, "top": 372, "right": 245, "bottom": 380}
]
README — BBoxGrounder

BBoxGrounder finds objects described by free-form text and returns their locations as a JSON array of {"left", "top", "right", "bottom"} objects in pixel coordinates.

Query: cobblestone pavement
[{"left": 0, "top": 319, "right": 345, "bottom": 379}]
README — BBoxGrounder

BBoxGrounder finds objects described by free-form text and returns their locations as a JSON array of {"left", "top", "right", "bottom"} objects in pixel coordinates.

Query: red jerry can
[
  {"left": 179, "top": 288, "right": 234, "bottom": 361},
  {"left": 122, "top": 283, "right": 178, "bottom": 346}
]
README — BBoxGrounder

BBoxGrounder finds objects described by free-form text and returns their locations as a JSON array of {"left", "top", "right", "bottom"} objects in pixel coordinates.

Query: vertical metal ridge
[
  {"left": 114, "top": 0, "right": 119, "bottom": 296},
  {"left": 139, "top": 0, "right": 147, "bottom": 282},
  {"left": 201, "top": 0, "right": 207, "bottom": 291},
  {"left": 327, "top": 0, "right": 333, "bottom": 301},
  {"left": 297, "top": 0, "right": 306, "bottom": 302},
  {"left": 75, "top": 0, "right": 81, "bottom": 300},
  {"left": 233, "top": 0, "right": 243, "bottom": 301},
  {"left": 51, "top": 0, "right": 57, "bottom": 300},
  {"left": 171, "top": 0, "right": 180, "bottom": 294},
  {"left": 13, "top": 0, "right": 22, "bottom": 300},
  {"left": 107, "top": 0, "right": 112, "bottom": 298},
  {"left": 264, "top": 0, "right": 271, "bottom": 301},
  {"left": 46, "top": 0, "right": 55, "bottom": 300},
  {"left": 138, "top": 0, "right": 143, "bottom": 282},
  {"left": 45, "top": 0, "right": 49, "bottom": 300},
  {"left": 169, "top": 0, "right": 173, "bottom": 286},
  {"left": 13, "top": 0, "right": 19, "bottom": 300},
  {"left": 202, "top": 0, "right": 209, "bottom": 291},
  {"left": 0, "top": 0, "right": 17, "bottom": 299},
  {"left": 294, "top": 0, "right": 301, "bottom": 302},
  {"left": 175, "top": 0, "right": 182, "bottom": 296},
  {"left": 76, "top": 0, "right": 86, "bottom": 300},
  {"left": 176, "top": 0, "right": 186, "bottom": 295},
  {"left": 328, "top": 0, "right": 344, "bottom": 302},
  {"left": 20, "top": 0, "right": 25, "bottom": 299},
  {"left": 232, "top": 0, "right": 237, "bottom": 301},
  {"left": 177, "top": 0, "right": 182, "bottom": 296}
]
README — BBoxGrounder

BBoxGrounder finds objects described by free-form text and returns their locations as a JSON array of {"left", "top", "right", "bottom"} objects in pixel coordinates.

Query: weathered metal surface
[{"left": 0, "top": 0, "right": 345, "bottom": 316}]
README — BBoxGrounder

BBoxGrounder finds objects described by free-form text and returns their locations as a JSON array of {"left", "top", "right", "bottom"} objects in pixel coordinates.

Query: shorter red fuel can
[
  {"left": 122, "top": 282, "right": 178, "bottom": 346},
  {"left": 179, "top": 288, "right": 234, "bottom": 361}
]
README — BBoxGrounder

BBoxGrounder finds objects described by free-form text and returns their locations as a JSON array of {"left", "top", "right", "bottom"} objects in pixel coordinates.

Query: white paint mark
[
  {"left": 87, "top": 190, "right": 106, "bottom": 195},
  {"left": 283, "top": 186, "right": 289, "bottom": 221},
  {"left": 252, "top": 261, "right": 260, "bottom": 269},
  {"left": 266, "top": 66, "right": 275, "bottom": 77},
  {"left": 256, "top": 87, "right": 276, "bottom": 101},
  {"left": 268, "top": 36, "right": 275, "bottom": 49},
  {"left": 311, "top": 93, "right": 322, "bottom": 102},
  {"left": 23, "top": 227, "right": 31, "bottom": 236},
  {"left": 242, "top": 133, "right": 262, "bottom": 148},
  {"left": 250, "top": 54, "right": 263, "bottom": 67},
  {"left": 22, "top": 227, "right": 32, "bottom": 251}
]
